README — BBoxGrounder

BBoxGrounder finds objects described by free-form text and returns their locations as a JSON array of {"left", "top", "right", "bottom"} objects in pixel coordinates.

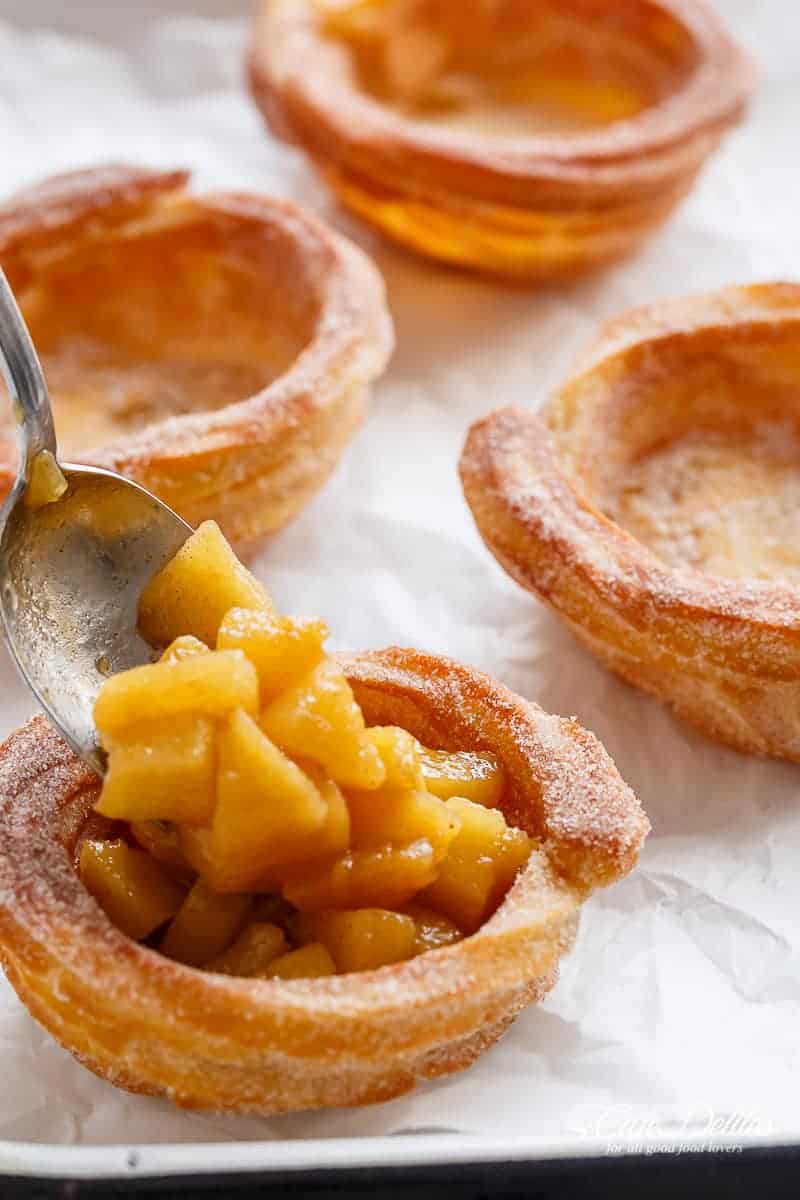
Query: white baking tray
[
  {"left": 1, "top": 1130, "right": 796, "bottom": 1182},
  {"left": 1, "top": 0, "right": 799, "bottom": 1181}
]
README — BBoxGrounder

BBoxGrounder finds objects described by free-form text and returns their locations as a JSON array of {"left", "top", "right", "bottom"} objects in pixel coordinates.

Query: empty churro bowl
[
  {"left": 249, "top": 0, "right": 754, "bottom": 279},
  {"left": 461, "top": 283, "right": 800, "bottom": 760},
  {"left": 0, "top": 165, "right": 394, "bottom": 552}
]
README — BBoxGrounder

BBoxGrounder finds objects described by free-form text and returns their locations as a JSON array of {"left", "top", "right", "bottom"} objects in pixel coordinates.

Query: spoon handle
[{"left": 0, "top": 268, "right": 57, "bottom": 479}]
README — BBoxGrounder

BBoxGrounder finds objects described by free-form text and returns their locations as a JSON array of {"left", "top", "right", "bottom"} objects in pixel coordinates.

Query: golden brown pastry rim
[
  {"left": 460, "top": 282, "right": 800, "bottom": 761},
  {"left": 248, "top": 0, "right": 754, "bottom": 212},
  {"left": 0, "top": 165, "right": 394, "bottom": 549},
  {"left": 0, "top": 648, "right": 647, "bottom": 1115}
]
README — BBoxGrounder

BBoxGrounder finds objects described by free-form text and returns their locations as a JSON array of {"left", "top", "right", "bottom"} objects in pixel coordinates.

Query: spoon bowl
[{"left": 0, "top": 270, "right": 191, "bottom": 775}]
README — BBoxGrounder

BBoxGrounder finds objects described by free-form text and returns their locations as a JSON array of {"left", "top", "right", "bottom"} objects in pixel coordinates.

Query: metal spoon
[{"left": 0, "top": 268, "right": 191, "bottom": 775}]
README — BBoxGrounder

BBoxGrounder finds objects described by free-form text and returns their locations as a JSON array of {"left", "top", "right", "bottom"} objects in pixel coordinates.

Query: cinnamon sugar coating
[
  {"left": 249, "top": 0, "right": 753, "bottom": 279},
  {"left": 0, "top": 650, "right": 646, "bottom": 1115},
  {"left": 461, "top": 282, "right": 800, "bottom": 761},
  {"left": 0, "top": 165, "right": 393, "bottom": 552}
]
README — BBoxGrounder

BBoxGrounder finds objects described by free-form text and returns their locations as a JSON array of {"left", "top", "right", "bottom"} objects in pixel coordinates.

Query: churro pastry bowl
[
  {"left": 461, "top": 284, "right": 800, "bottom": 760},
  {"left": 249, "top": 0, "right": 754, "bottom": 279},
  {"left": 0, "top": 165, "right": 393, "bottom": 551}
]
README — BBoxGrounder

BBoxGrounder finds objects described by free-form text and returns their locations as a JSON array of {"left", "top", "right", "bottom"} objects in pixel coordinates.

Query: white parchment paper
[{"left": 0, "top": 0, "right": 798, "bottom": 1157}]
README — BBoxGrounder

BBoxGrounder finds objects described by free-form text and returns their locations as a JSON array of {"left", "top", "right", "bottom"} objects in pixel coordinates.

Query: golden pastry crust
[
  {"left": 0, "top": 650, "right": 646, "bottom": 1115},
  {"left": 249, "top": 0, "right": 753, "bottom": 279},
  {"left": 461, "top": 282, "right": 800, "bottom": 761},
  {"left": 0, "top": 165, "right": 393, "bottom": 551}
]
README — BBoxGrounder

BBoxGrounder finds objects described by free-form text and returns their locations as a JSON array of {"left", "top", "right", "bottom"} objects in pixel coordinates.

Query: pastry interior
[
  {"left": 321, "top": 0, "right": 695, "bottom": 137},
  {"left": 0, "top": 166, "right": 393, "bottom": 548},
  {"left": 548, "top": 293, "right": 800, "bottom": 587},
  {"left": 5, "top": 233, "right": 303, "bottom": 462},
  {"left": 2, "top": 173, "right": 309, "bottom": 462},
  {"left": 84, "top": 521, "right": 532, "bottom": 978}
]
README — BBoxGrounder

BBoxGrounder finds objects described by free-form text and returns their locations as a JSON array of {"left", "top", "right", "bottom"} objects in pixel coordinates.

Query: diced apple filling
[
  {"left": 282, "top": 840, "right": 441, "bottom": 912},
  {"left": 421, "top": 798, "right": 532, "bottom": 933},
  {"left": 139, "top": 520, "right": 272, "bottom": 649},
  {"left": 210, "top": 922, "right": 287, "bottom": 977},
  {"left": 130, "top": 819, "right": 192, "bottom": 877},
  {"left": 209, "top": 709, "right": 328, "bottom": 888},
  {"left": 217, "top": 607, "right": 327, "bottom": 703},
  {"left": 346, "top": 787, "right": 460, "bottom": 860},
  {"left": 267, "top": 943, "right": 336, "bottom": 979},
  {"left": 96, "top": 715, "right": 216, "bottom": 826},
  {"left": 79, "top": 839, "right": 186, "bottom": 940},
  {"left": 401, "top": 903, "right": 463, "bottom": 953},
  {"left": 159, "top": 880, "right": 252, "bottom": 966},
  {"left": 417, "top": 746, "right": 505, "bottom": 807},
  {"left": 294, "top": 909, "right": 417, "bottom": 972},
  {"left": 82, "top": 523, "right": 531, "bottom": 979},
  {"left": 160, "top": 635, "right": 210, "bottom": 664},
  {"left": 94, "top": 651, "right": 259, "bottom": 734},
  {"left": 260, "top": 661, "right": 385, "bottom": 791},
  {"left": 366, "top": 726, "right": 424, "bottom": 790}
]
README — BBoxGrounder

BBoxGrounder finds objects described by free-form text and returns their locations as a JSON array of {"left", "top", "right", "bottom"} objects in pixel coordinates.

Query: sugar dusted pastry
[
  {"left": 461, "top": 283, "right": 800, "bottom": 762},
  {"left": 249, "top": 0, "right": 753, "bottom": 279},
  {"left": 0, "top": 522, "right": 647, "bottom": 1114},
  {"left": 0, "top": 166, "right": 393, "bottom": 551}
]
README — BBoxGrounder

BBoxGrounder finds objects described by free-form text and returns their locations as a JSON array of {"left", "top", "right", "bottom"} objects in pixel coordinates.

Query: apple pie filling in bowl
[{"left": 0, "top": 522, "right": 647, "bottom": 1114}]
